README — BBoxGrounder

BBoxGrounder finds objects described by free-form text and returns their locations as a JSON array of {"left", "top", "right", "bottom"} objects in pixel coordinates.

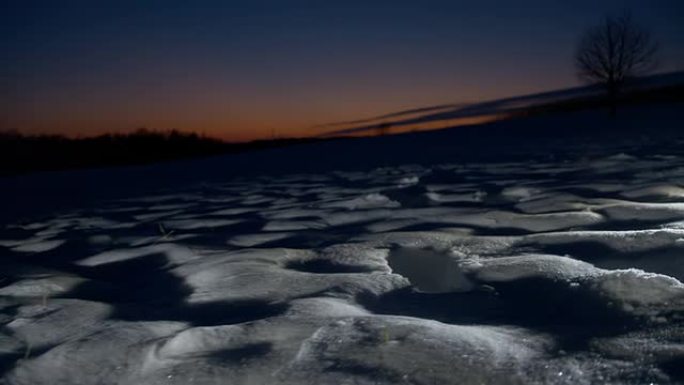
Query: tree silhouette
[{"left": 575, "top": 13, "right": 658, "bottom": 115}]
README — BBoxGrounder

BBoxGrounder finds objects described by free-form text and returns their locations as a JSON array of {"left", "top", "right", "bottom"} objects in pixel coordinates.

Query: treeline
[{"left": 0, "top": 128, "right": 324, "bottom": 176}]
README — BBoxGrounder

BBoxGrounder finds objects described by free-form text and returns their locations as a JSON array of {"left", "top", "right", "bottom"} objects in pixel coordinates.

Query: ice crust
[{"left": 2, "top": 152, "right": 684, "bottom": 384}]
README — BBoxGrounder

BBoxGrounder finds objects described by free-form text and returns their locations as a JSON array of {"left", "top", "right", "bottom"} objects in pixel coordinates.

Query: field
[{"left": 1, "top": 103, "right": 684, "bottom": 384}]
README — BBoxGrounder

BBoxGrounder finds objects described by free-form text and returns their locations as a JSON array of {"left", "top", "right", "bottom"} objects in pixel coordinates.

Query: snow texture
[{"left": 2, "top": 142, "right": 684, "bottom": 384}]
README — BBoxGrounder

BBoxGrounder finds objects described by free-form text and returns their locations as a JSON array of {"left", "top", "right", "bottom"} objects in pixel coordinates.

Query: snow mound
[
  {"left": 592, "top": 269, "right": 684, "bottom": 316},
  {"left": 78, "top": 242, "right": 198, "bottom": 266},
  {"left": 501, "top": 186, "right": 542, "bottom": 202},
  {"left": 437, "top": 210, "right": 604, "bottom": 232},
  {"left": 6, "top": 299, "right": 112, "bottom": 349},
  {"left": 527, "top": 229, "right": 684, "bottom": 253},
  {"left": 599, "top": 202, "right": 684, "bottom": 222},
  {"left": 456, "top": 254, "right": 684, "bottom": 319},
  {"left": 425, "top": 190, "right": 486, "bottom": 203},
  {"left": 174, "top": 248, "right": 408, "bottom": 304},
  {"left": 283, "top": 317, "right": 550, "bottom": 385},
  {"left": 460, "top": 254, "right": 600, "bottom": 282},
  {"left": 0, "top": 276, "right": 86, "bottom": 297},
  {"left": 162, "top": 218, "right": 242, "bottom": 230},
  {"left": 228, "top": 232, "right": 294, "bottom": 247},
  {"left": 7, "top": 321, "right": 187, "bottom": 385},
  {"left": 11, "top": 239, "right": 65, "bottom": 253},
  {"left": 318, "top": 193, "right": 401, "bottom": 210},
  {"left": 621, "top": 184, "right": 684, "bottom": 200}
]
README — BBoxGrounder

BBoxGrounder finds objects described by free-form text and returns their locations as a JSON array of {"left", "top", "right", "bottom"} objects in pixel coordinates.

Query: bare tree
[{"left": 575, "top": 13, "right": 658, "bottom": 114}]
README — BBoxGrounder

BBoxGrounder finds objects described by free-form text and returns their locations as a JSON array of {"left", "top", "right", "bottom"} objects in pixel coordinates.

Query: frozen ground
[
  {"left": 2, "top": 103, "right": 684, "bottom": 384},
  {"left": 2, "top": 147, "right": 684, "bottom": 384}
]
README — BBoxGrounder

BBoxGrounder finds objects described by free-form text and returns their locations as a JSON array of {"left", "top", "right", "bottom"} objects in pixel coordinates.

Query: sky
[{"left": 2, "top": 0, "right": 683, "bottom": 141}]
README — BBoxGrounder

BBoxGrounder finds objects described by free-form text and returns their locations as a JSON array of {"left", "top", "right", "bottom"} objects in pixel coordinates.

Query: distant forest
[{"left": 0, "top": 129, "right": 324, "bottom": 176}]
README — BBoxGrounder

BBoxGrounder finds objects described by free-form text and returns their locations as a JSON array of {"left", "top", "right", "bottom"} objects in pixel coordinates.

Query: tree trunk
[{"left": 607, "top": 82, "right": 618, "bottom": 118}]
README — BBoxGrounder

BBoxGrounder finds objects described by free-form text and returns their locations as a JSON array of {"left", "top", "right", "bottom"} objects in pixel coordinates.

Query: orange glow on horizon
[
  {"left": 2, "top": 72, "right": 577, "bottom": 143},
  {"left": 3, "top": 108, "right": 501, "bottom": 143}
]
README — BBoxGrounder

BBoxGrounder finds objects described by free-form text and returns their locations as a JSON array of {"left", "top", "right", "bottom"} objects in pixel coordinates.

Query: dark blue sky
[{"left": 2, "top": 0, "right": 683, "bottom": 140}]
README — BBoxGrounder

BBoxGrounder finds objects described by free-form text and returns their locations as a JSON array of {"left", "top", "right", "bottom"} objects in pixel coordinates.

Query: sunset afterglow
[{"left": 3, "top": 1, "right": 683, "bottom": 141}]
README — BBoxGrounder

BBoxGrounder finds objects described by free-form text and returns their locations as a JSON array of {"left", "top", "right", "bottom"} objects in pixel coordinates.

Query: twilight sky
[{"left": 2, "top": 0, "right": 683, "bottom": 141}]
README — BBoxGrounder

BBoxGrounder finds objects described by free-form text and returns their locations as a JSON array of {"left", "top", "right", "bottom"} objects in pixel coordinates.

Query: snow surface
[{"left": 2, "top": 133, "right": 684, "bottom": 383}]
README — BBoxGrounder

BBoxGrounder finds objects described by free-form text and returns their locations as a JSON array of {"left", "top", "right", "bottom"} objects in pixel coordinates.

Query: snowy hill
[{"left": 321, "top": 71, "right": 684, "bottom": 137}]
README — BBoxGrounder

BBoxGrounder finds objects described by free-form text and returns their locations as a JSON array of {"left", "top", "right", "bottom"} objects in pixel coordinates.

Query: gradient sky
[{"left": 2, "top": 0, "right": 683, "bottom": 141}]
